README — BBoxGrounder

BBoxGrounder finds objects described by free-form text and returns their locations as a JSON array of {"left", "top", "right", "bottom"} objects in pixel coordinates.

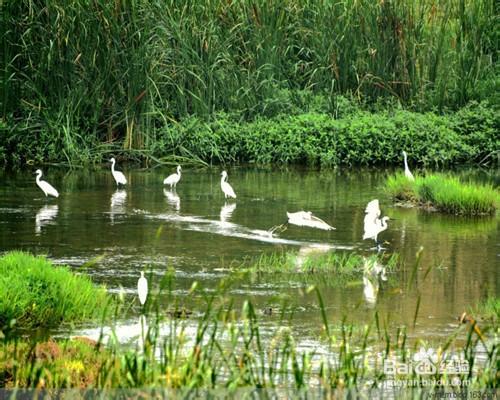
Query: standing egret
[
  {"left": 110, "top": 157, "right": 127, "bottom": 186},
  {"left": 402, "top": 151, "right": 415, "bottom": 181},
  {"left": 137, "top": 271, "right": 148, "bottom": 305},
  {"left": 363, "top": 199, "right": 390, "bottom": 251},
  {"left": 220, "top": 171, "right": 237, "bottom": 199},
  {"left": 35, "top": 169, "right": 59, "bottom": 198},
  {"left": 163, "top": 165, "right": 182, "bottom": 188}
]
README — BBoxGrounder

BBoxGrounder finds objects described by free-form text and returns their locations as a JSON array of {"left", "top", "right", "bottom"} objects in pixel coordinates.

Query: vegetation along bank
[{"left": 1, "top": 1, "right": 498, "bottom": 167}]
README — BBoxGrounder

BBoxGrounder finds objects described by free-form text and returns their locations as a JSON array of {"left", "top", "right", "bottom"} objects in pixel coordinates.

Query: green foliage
[
  {"left": 170, "top": 108, "right": 496, "bottom": 167},
  {"left": 0, "top": 252, "right": 109, "bottom": 331},
  {"left": 1, "top": 0, "right": 497, "bottom": 165},
  {"left": 386, "top": 173, "right": 499, "bottom": 215}
]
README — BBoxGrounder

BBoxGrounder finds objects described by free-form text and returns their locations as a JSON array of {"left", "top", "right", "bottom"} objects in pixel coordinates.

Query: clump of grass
[
  {"left": 0, "top": 252, "right": 109, "bottom": 332},
  {"left": 241, "top": 251, "right": 399, "bottom": 277},
  {"left": 473, "top": 297, "right": 500, "bottom": 324},
  {"left": 386, "top": 173, "right": 499, "bottom": 215}
]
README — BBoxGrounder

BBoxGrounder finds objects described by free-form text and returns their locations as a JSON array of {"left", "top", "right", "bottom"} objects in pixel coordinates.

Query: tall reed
[{"left": 1, "top": 0, "right": 496, "bottom": 164}]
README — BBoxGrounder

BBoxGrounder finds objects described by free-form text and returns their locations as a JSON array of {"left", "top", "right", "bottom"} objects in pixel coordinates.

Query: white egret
[
  {"left": 220, "top": 171, "right": 237, "bottom": 199},
  {"left": 110, "top": 157, "right": 127, "bottom": 186},
  {"left": 402, "top": 151, "right": 415, "bottom": 181},
  {"left": 163, "top": 165, "right": 182, "bottom": 188},
  {"left": 363, "top": 199, "right": 389, "bottom": 251},
  {"left": 35, "top": 169, "right": 59, "bottom": 198},
  {"left": 137, "top": 271, "right": 148, "bottom": 305},
  {"left": 287, "top": 211, "right": 335, "bottom": 230}
]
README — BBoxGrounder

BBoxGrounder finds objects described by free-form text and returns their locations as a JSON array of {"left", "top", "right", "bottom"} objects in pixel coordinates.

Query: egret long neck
[
  {"left": 36, "top": 172, "right": 42, "bottom": 183},
  {"left": 403, "top": 153, "right": 409, "bottom": 170},
  {"left": 177, "top": 167, "right": 181, "bottom": 177},
  {"left": 111, "top": 160, "right": 115, "bottom": 172}
]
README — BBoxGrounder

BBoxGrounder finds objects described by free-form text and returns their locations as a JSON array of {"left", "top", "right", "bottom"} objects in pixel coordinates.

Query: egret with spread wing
[{"left": 363, "top": 199, "right": 389, "bottom": 251}]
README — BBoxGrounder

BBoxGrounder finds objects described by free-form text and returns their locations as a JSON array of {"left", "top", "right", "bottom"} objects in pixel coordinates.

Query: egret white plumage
[
  {"left": 363, "top": 199, "right": 390, "bottom": 251},
  {"left": 110, "top": 157, "right": 127, "bottom": 186},
  {"left": 286, "top": 211, "right": 335, "bottom": 230},
  {"left": 35, "top": 169, "right": 59, "bottom": 198},
  {"left": 220, "top": 171, "right": 237, "bottom": 199},
  {"left": 137, "top": 271, "right": 148, "bottom": 305},
  {"left": 402, "top": 151, "right": 415, "bottom": 181},
  {"left": 163, "top": 165, "right": 182, "bottom": 188}
]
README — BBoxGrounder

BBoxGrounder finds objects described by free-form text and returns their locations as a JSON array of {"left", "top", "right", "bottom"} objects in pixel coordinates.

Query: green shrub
[{"left": 0, "top": 252, "right": 109, "bottom": 331}]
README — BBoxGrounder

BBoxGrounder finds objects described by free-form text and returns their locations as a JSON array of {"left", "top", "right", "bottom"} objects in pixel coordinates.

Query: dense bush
[{"left": 172, "top": 105, "right": 498, "bottom": 167}]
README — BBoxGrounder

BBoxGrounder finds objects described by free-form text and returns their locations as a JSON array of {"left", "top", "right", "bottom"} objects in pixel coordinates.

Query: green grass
[
  {"left": 386, "top": 173, "right": 499, "bottom": 215},
  {"left": 473, "top": 297, "right": 500, "bottom": 323},
  {"left": 241, "top": 251, "right": 399, "bottom": 276},
  {"left": 0, "top": 252, "right": 110, "bottom": 332}
]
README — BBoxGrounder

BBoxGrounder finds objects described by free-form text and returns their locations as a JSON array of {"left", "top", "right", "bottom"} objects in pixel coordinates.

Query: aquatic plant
[
  {"left": 241, "top": 251, "right": 399, "bottom": 277},
  {"left": 0, "top": 252, "right": 109, "bottom": 332},
  {"left": 0, "top": 281, "right": 496, "bottom": 391},
  {"left": 386, "top": 173, "right": 499, "bottom": 215}
]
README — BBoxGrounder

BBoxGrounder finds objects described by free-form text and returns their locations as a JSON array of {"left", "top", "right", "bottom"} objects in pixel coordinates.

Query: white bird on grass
[
  {"left": 35, "top": 169, "right": 59, "bottom": 198},
  {"left": 163, "top": 165, "right": 182, "bottom": 188},
  {"left": 110, "top": 157, "right": 127, "bottom": 186},
  {"left": 137, "top": 271, "right": 148, "bottom": 306},
  {"left": 402, "top": 151, "right": 415, "bottom": 181},
  {"left": 363, "top": 199, "right": 390, "bottom": 251},
  {"left": 220, "top": 171, "right": 237, "bottom": 199}
]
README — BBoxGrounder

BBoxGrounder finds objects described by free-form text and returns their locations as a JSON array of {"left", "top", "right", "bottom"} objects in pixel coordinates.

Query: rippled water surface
[{"left": 0, "top": 166, "right": 498, "bottom": 345}]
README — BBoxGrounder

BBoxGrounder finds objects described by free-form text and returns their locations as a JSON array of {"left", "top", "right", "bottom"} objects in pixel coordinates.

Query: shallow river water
[{"left": 0, "top": 166, "right": 498, "bottom": 348}]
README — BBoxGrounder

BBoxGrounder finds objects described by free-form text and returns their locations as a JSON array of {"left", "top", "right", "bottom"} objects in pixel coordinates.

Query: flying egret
[
  {"left": 220, "top": 171, "right": 237, "bottom": 199},
  {"left": 163, "top": 165, "right": 182, "bottom": 188},
  {"left": 363, "top": 199, "right": 390, "bottom": 251},
  {"left": 110, "top": 157, "right": 127, "bottom": 186},
  {"left": 287, "top": 211, "right": 335, "bottom": 230},
  {"left": 137, "top": 271, "right": 148, "bottom": 305},
  {"left": 402, "top": 151, "right": 415, "bottom": 181},
  {"left": 35, "top": 169, "right": 59, "bottom": 198}
]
